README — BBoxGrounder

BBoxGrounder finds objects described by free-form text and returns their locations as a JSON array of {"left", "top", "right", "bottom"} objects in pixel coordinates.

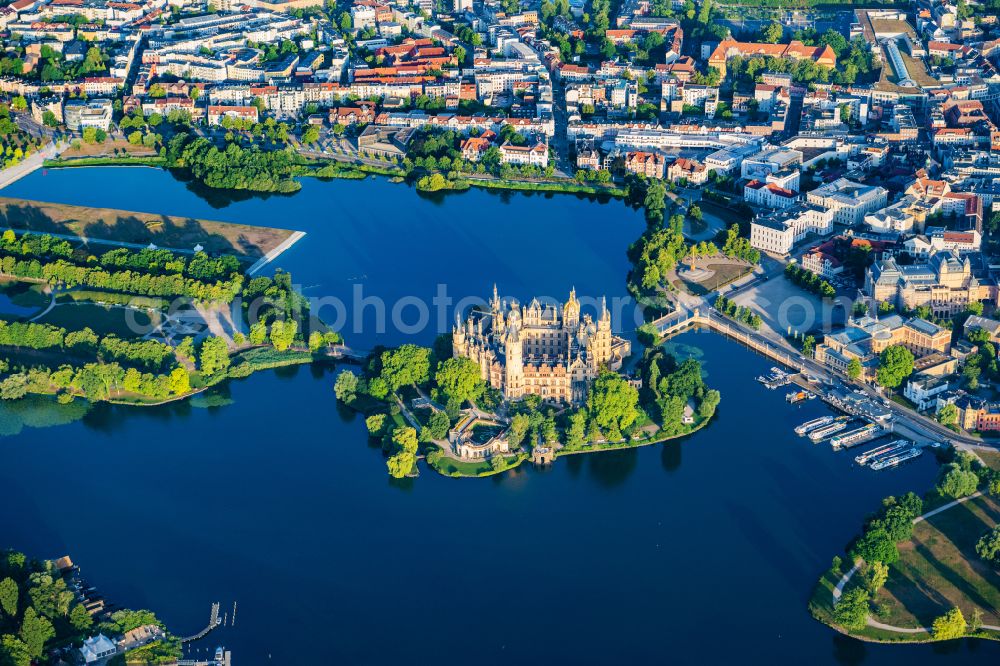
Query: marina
[
  {"left": 830, "top": 423, "right": 885, "bottom": 451},
  {"left": 794, "top": 416, "right": 834, "bottom": 436},
  {"left": 756, "top": 367, "right": 792, "bottom": 389},
  {"left": 786, "top": 390, "right": 816, "bottom": 404},
  {"left": 808, "top": 418, "right": 851, "bottom": 442},
  {"left": 855, "top": 440, "right": 912, "bottom": 466},
  {"left": 870, "top": 447, "right": 924, "bottom": 471}
]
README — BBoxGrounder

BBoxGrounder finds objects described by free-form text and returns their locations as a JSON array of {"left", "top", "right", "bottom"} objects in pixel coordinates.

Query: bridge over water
[{"left": 651, "top": 308, "right": 803, "bottom": 372}]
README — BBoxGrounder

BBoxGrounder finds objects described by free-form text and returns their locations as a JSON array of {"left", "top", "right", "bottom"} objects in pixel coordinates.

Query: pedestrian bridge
[{"left": 650, "top": 309, "right": 803, "bottom": 372}]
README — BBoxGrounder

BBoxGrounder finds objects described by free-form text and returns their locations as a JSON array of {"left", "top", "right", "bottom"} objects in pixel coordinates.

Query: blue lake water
[{"left": 0, "top": 168, "right": 996, "bottom": 664}]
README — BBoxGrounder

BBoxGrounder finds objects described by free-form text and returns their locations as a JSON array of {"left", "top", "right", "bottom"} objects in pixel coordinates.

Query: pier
[
  {"left": 246, "top": 230, "right": 306, "bottom": 276},
  {"left": 181, "top": 603, "right": 221, "bottom": 644}
]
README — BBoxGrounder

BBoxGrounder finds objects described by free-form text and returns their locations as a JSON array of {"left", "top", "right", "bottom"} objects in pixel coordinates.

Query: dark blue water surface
[{"left": 0, "top": 168, "right": 996, "bottom": 665}]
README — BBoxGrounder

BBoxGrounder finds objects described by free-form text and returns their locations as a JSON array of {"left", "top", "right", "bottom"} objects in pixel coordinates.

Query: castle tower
[
  {"left": 490, "top": 283, "right": 501, "bottom": 313},
  {"left": 592, "top": 296, "right": 613, "bottom": 368},
  {"left": 504, "top": 324, "right": 523, "bottom": 399},
  {"left": 452, "top": 312, "right": 466, "bottom": 357},
  {"left": 564, "top": 287, "right": 580, "bottom": 331}
]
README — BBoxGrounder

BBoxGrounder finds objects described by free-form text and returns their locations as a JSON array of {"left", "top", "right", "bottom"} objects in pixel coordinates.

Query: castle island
[{"left": 453, "top": 286, "right": 631, "bottom": 405}]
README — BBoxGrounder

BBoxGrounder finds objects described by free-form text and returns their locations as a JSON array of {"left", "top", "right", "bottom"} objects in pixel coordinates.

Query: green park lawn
[
  {"left": 874, "top": 494, "right": 1000, "bottom": 630},
  {"left": 672, "top": 261, "right": 752, "bottom": 296},
  {"left": 977, "top": 448, "right": 1000, "bottom": 472}
]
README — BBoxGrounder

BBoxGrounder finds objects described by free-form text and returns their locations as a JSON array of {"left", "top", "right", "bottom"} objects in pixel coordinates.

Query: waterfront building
[
  {"left": 499, "top": 140, "right": 549, "bottom": 167},
  {"left": 938, "top": 393, "right": 1000, "bottom": 432},
  {"left": 624, "top": 151, "right": 666, "bottom": 179},
  {"left": 62, "top": 98, "right": 113, "bottom": 131},
  {"left": 905, "top": 374, "right": 952, "bottom": 411},
  {"left": 448, "top": 412, "right": 510, "bottom": 460},
  {"left": 815, "top": 315, "right": 952, "bottom": 378},
  {"left": 81, "top": 634, "right": 117, "bottom": 663},
  {"left": 666, "top": 157, "right": 707, "bottom": 184},
  {"left": 453, "top": 286, "right": 631, "bottom": 404}
]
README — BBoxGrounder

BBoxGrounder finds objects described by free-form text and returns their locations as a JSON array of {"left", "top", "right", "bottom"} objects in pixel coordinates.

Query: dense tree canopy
[
  {"left": 931, "top": 607, "right": 966, "bottom": 640},
  {"left": 876, "top": 345, "right": 914, "bottom": 389},
  {"left": 936, "top": 463, "right": 979, "bottom": 499},
  {"left": 587, "top": 371, "right": 640, "bottom": 439},
  {"left": 380, "top": 345, "right": 431, "bottom": 391},
  {"left": 434, "top": 357, "right": 485, "bottom": 408},
  {"left": 833, "top": 587, "right": 869, "bottom": 631}
]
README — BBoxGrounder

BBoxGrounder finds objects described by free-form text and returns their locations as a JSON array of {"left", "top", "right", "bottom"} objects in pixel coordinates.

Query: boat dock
[
  {"left": 855, "top": 439, "right": 910, "bottom": 466},
  {"left": 795, "top": 416, "right": 834, "bottom": 436},
  {"left": 786, "top": 390, "right": 815, "bottom": 404},
  {"left": 830, "top": 423, "right": 884, "bottom": 450},
  {"left": 871, "top": 447, "right": 923, "bottom": 470},
  {"left": 181, "top": 603, "right": 221, "bottom": 644},
  {"left": 809, "top": 418, "right": 850, "bottom": 442},
  {"left": 757, "top": 366, "right": 792, "bottom": 389}
]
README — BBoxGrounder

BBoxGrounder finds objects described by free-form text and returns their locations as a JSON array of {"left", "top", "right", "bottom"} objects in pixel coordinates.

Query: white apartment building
[
  {"left": 740, "top": 145, "right": 803, "bottom": 181},
  {"left": 805, "top": 178, "right": 889, "bottom": 226},
  {"left": 63, "top": 98, "right": 113, "bottom": 131},
  {"left": 750, "top": 204, "right": 835, "bottom": 255},
  {"left": 351, "top": 6, "right": 377, "bottom": 30}
]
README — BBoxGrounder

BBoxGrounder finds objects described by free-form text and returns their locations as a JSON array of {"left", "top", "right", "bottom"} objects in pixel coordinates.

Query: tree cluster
[
  {"left": 167, "top": 133, "right": 301, "bottom": 193},
  {"left": 642, "top": 350, "right": 719, "bottom": 438}
]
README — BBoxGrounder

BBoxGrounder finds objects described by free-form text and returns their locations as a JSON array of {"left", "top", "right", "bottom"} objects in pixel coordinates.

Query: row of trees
[
  {"left": 0, "top": 255, "right": 243, "bottom": 303},
  {"left": 99, "top": 246, "right": 241, "bottom": 282},
  {"left": 785, "top": 263, "right": 836, "bottom": 298},
  {"left": 713, "top": 294, "right": 762, "bottom": 330},
  {"left": 0, "top": 357, "right": 189, "bottom": 403},
  {"left": 0, "top": 319, "right": 175, "bottom": 372}
]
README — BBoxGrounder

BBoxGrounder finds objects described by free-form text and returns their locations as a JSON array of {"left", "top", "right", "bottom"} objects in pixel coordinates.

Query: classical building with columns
[{"left": 452, "top": 286, "right": 631, "bottom": 404}]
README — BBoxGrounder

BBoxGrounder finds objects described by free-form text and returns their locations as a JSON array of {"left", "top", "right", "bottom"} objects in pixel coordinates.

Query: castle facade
[{"left": 453, "top": 286, "right": 631, "bottom": 404}]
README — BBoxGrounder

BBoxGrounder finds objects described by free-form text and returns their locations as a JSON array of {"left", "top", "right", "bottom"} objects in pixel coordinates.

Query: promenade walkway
[
  {"left": 0, "top": 141, "right": 61, "bottom": 190},
  {"left": 246, "top": 230, "right": 306, "bottom": 276}
]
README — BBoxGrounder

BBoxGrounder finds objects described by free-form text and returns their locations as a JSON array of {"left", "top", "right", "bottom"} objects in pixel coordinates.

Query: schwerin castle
[{"left": 453, "top": 286, "right": 632, "bottom": 404}]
